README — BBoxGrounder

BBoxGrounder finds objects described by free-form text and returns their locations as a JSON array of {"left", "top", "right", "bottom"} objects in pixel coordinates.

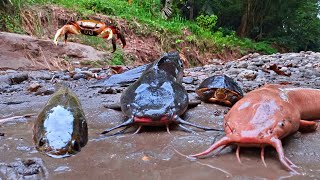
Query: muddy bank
[
  {"left": 1, "top": 51, "right": 320, "bottom": 179},
  {"left": 0, "top": 32, "right": 110, "bottom": 71}
]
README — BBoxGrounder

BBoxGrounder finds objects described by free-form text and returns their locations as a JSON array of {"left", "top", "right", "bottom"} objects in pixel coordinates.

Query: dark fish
[
  {"left": 102, "top": 52, "right": 223, "bottom": 135},
  {"left": 33, "top": 87, "right": 88, "bottom": 158}
]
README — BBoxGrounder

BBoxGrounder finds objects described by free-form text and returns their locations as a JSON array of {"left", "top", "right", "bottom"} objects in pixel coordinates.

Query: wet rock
[
  {"left": 27, "top": 83, "right": 41, "bottom": 92},
  {"left": 9, "top": 73, "right": 28, "bottom": 85},
  {"left": 0, "top": 158, "right": 48, "bottom": 179},
  {"left": 236, "top": 62, "right": 248, "bottom": 68},
  {"left": 237, "top": 70, "right": 257, "bottom": 80},
  {"left": 0, "top": 75, "right": 11, "bottom": 84},
  {"left": 29, "top": 71, "right": 53, "bottom": 80},
  {"left": 89, "top": 68, "right": 102, "bottom": 73},
  {"left": 227, "top": 68, "right": 241, "bottom": 75},
  {"left": 73, "top": 73, "right": 87, "bottom": 80},
  {"left": 60, "top": 75, "right": 71, "bottom": 80},
  {"left": 98, "top": 87, "right": 117, "bottom": 94},
  {"left": 103, "top": 103, "right": 121, "bottom": 110},
  {"left": 182, "top": 77, "right": 194, "bottom": 84},
  {"left": 34, "top": 86, "right": 55, "bottom": 96}
]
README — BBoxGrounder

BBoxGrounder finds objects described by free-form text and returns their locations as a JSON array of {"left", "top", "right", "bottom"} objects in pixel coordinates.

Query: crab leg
[
  {"left": 53, "top": 25, "right": 81, "bottom": 45},
  {"left": 270, "top": 138, "right": 299, "bottom": 174},
  {"left": 101, "top": 117, "right": 134, "bottom": 134},
  {"left": 175, "top": 116, "right": 223, "bottom": 131},
  {"left": 190, "top": 136, "right": 230, "bottom": 157}
]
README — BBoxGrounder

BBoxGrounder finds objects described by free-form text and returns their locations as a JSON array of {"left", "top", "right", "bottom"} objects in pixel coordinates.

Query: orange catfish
[{"left": 191, "top": 84, "right": 319, "bottom": 174}]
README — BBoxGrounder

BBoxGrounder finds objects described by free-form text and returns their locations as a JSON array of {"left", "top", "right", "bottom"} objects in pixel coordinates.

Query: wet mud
[{"left": 1, "top": 81, "right": 320, "bottom": 179}]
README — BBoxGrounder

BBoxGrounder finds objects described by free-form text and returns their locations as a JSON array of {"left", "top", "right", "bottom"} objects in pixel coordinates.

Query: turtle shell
[{"left": 196, "top": 75, "right": 244, "bottom": 106}]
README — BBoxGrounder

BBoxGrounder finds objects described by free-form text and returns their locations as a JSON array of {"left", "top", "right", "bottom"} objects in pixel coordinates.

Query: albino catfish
[{"left": 191, "top": 84, "right": 319, "bottom": 174}]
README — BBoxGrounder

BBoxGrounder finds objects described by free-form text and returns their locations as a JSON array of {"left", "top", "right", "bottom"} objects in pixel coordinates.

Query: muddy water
[{"left": 1, "top": 89, "right": 320, "bottom": 179}]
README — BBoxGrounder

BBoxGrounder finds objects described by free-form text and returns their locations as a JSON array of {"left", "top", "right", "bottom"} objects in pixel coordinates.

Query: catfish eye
[
  {"left": 278, "top": 120, "right": 285, "bottom": 128},
  {"left": 38, "top": 137, "right": 46, "bottom": 147},
  {"left": 72, "top": 140, "right": 80, "bottom": 152}
]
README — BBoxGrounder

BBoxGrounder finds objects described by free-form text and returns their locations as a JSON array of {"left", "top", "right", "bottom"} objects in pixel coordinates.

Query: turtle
[{"left": 196, "top": 74, "right": 244, "bottom": 106}]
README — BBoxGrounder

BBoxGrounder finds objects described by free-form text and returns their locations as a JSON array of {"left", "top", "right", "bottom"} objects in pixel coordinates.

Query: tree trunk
[
  {"left": 237, "top": 0, "right": 252, "bottom": 37},
  {"left": 189, "top": 0, "right": 194, "bottom": 20}
]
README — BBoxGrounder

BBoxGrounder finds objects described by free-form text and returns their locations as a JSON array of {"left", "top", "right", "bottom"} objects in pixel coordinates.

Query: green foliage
[
  {"left": 82, "top": 0, "right": 115, "bottom": 15},
  {"left": 0, "top": 0, "right": 25, "bottom": 33},
  {"left": 196, "top": 14, "right": 218, "bottom": 30},
  {"left": 110, "top": 51, "right": 125, "bottom": 65}
]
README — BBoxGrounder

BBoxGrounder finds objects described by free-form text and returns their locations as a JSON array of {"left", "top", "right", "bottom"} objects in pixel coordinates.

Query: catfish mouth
[{"left": 133, "top": 116, "right": 174, "bottom": 126}]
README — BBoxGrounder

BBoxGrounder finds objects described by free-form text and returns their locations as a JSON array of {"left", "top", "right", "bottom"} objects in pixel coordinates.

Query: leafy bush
[
  {"left": 110, "top": 51, "right": 125, "bottom": 65},
  {"left": 196, "top": 14, "right": 218, "bottom": 30}
]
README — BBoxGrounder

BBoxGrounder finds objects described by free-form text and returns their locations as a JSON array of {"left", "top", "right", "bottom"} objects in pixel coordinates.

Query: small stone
[
  {"left": 9, "top": 73, "right": 28, "bottom": 85},
  {"left": 98, "top": 87, "right": 117, "bottom": 94},
  {"left": 238, "top": 70, "right": 257, "bottom": 80},
  {"left": 34, "top": 87, "right": 55, "bottom": 96},
  {"left": 182, "top": 77, "right": 194, "bottom": 84},
  {"left": 227, "top": 68, "right": 241, "bottom": 75},
  {"left": 89, "top": 68, "right": 102, "bottom": 73},
  {"left": 73, "top": 73, "right": 86, "bottom": 80},
  {"left": 60, "top": 75, "right": 71, "bottom": 80},
  {"left": 237, "top": 62, "right": 248, "bottom": 68},
  {"left": 28, "top": 83, "right": 41, "bottom": 92}
]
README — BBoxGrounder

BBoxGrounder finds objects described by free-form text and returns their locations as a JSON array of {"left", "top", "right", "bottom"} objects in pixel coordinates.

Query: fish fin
[{"left": 299, "top": 120, "right": 318, "bottom": 132}]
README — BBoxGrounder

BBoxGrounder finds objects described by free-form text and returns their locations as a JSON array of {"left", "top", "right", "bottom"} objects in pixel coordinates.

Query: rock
[
  {"left": 27, "top": 83, "right": 41, "bottom": 92},
  {"left": 0, "top": 75, "right": 11, "bottom": 84},
  {"left": 182, "top": 77, "right": 194, "bottom": 84},
  {"left": 227, "top": 68, "right": 241, "bottom": 75},
  {"left": 9, "top": 73, "right": 28, "bottom": 85},
  {"left": 98, "top": 87, "right": 117, "bottom": 94},
  {"left": 236, "top": 62, "right": 248, "bottom": 68},
  {"left": 34, "top": 86, "right": 55, "bottom": 96},
  {"left": 29, "top": 71, "right": 53, "bottom": 80},
  {"left": 73, "top": 73, "right": 87, "bottom": 80},
  {"left": 237, "top": 70, "right": 257, "bottom": 80},
  {"left": 60, "top": 75, "right": 71, "bottom": 80},
  {"left": 89, "top": 68, "right": 102, "bottom": 73},
  {"left": 0, "top": 158, "right": 48, "bottom": 179}
]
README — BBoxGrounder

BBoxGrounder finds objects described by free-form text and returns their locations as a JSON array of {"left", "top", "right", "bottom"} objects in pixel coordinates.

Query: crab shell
[{"left": 196, "top": 75, "right": 244, "bottom": 106}]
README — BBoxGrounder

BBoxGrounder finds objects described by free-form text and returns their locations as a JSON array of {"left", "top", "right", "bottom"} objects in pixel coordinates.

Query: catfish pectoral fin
[
  {"left": 175, "top": 116, "right": 223, "bottom": 132},
  {"left": 101, "top": 118, "right": 134, "bottom": 134}
]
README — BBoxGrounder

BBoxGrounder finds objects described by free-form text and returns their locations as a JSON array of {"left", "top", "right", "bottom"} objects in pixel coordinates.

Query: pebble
[
  {"left": 27, "top": 82, "right": 41, "bottom": 92},
  {"left": 9, "top": 73, "right": 28, "bottom": 85},
  {"left": 182, "top": 77, "right": 194, "bottom": 84}
]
